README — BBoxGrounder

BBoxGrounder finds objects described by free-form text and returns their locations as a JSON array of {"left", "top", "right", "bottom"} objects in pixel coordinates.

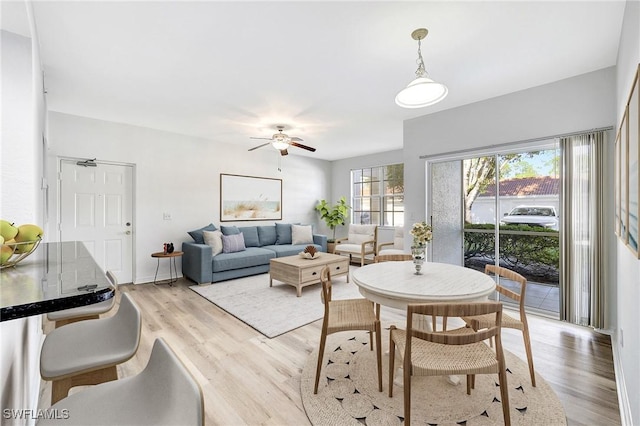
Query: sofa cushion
[
  {"left": 239, "top": 226, "right": 260, "bottom": 247},
  {"left": 212, "top": 247, "right": 275, "bottom": 272},
  {"left": 222, "top": 233, "right": 246, "bottom": 253},
  {"left": 187, "top": 223, "right": 217, "bottom": 244},
  {"left": 257, "top": 226, "right": 277, "bottom": 246},
  {"left": 203, "top": 230, "right": 223, "bottom": 256},
  {"left": 220, "top": 225, "right": 240, "bottom": 235},
  {"left": 291, "top": 224, "right": 314, "bottom": 245},
  {"left": 262, "top": 244, "right": 323, "bottom": 257},
  {"left": 275, "top": 223, "right": 292, "bottom": 245}
]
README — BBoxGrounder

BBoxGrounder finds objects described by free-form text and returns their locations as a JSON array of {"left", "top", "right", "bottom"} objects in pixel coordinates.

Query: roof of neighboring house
[{"left": 480, "top": 176, "right": 559, "bottom": 197}]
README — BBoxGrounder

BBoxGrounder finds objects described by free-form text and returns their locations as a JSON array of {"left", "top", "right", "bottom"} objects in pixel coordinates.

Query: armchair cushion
[{"left": 347, "top": 224, "right": 377, "bottom": 244}]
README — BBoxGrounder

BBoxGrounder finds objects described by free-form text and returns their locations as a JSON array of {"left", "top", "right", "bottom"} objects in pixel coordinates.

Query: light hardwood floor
[{"left": 39, "top": 277, "right": 621, "bottom": 425}]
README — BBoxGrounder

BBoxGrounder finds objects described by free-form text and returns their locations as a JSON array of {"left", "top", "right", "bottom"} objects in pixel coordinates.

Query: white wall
[
  {"left": 614, "top": 1, "right": 640, "bottom": 424},
  {"left": 46, "top": 112, "right": 332, "bottom": 283},
  {"left": 0, "top": 4, "right": 46, "bottom": 422}
]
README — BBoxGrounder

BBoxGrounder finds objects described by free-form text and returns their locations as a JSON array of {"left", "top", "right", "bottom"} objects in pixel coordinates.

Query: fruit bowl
[{"left": 0, "top": 238, "right": 42, "bottom": 269}]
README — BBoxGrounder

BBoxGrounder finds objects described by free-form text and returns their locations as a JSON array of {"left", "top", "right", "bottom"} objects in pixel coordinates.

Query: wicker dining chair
[
  {"left": 389, "top": 302, "right": 511, "bottom": 426},
  {"left": 372, "top": 253, "right": 413, "bottom": 320},
  {"left": 314, "top": 266, "right": 382, "bottom": 394},
  {"left": 461, "top": 264, "right": 536, "bottom": 387}
]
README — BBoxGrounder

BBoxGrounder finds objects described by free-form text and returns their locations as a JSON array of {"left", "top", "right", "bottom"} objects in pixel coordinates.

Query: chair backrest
[
  {"left": 406, "top": 302, "right": 503, "bottom": 346},
  {"left": 106, "top": 270, "right": 118, "bottom": 286},
  {"left": 485, "top": 264, "right": 527, "bottom": 314},
  {"left": 391, "top": 227, "right": 404, "bottom": 249},
  {"left": 375, "top": 253, "right": 413, "bottom": 262},
  {"left": 139, "top": 338, "right": 205, "bottom": 425},
  {"left": 347, "top": 224, "right": 377, "bottom": 244},
  {"left": 108, "top": 293, "right": 142, "bottom": 356},
  {"left": 320, "top": 266, "right": 332, "bottom": 306}
]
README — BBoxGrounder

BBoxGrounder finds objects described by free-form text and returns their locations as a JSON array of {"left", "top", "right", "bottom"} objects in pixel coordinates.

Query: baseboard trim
[{"left": 611, "top": 333, "right": 633, "bottom": 426}]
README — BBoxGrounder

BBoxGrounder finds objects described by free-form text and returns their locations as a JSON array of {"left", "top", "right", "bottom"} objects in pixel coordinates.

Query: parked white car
[{"left": 500, "top": 206, "right": 559, "bottom": 230}]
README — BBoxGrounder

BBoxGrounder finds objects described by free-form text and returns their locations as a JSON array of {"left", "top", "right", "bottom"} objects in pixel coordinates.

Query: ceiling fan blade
[
  {"left": 248, "top": 142, "right": 271, "bottom": 151},
  {"left": 250, "top": 137, "right": 274, "bottom": 141},
  {"left": 280, "top": 149, "right": 289, "bottom": 156},
  {"left": 290, "top": 142, "right": 316, "bottom": 152},
  {"left": 290, "top": 136, "right": 304, "bottom": 142}
]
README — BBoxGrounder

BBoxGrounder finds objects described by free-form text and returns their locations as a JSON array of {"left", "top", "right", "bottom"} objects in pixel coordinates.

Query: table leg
[{"left": 153, "top": 258, "right": 160, "bottom": 284}]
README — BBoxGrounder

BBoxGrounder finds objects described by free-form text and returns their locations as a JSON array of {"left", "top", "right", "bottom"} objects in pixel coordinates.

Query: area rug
[
  {"left": 189, "top": 273, "right": 362, "bottom": 338},
  {"left": 301, "top": 332, "right": 567, "bottom": 425}
]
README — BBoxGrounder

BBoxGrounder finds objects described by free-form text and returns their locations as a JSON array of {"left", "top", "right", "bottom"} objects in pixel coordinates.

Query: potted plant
[{"left": 315, "top": 197, "right": 350, "bottom": 253}]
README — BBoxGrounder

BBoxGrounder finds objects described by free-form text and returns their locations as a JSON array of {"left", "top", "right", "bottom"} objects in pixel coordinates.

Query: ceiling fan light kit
[
  {"left": 395, "top": 28, "right": 448, "bottom": 108},
  {"left": 248, "top": 125, "right": 316, "bottom": 155}
]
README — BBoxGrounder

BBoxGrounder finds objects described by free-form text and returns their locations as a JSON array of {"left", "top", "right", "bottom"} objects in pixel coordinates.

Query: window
[{"left": 351, "top": 164, "right": 404, "bottom": 226}]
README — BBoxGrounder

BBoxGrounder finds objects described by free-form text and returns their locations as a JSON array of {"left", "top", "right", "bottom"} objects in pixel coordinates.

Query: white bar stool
[
  {"left": 40, "top": 292, "right": 142, "bottom": 404},
  {"left": 37, "top": 338, "right": 204, "bottom": 426},
  {"left": 46, "top": 271, "right": 118, "bottom": 328}
]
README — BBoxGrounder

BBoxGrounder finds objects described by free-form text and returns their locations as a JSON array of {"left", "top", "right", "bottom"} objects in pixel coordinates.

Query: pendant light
[{"left": 395, "top": 28, "right": 448, "bottom": 108}]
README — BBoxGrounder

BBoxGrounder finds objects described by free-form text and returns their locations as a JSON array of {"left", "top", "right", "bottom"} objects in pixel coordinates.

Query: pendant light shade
[
  {"left": 395, "top": 28, "right": 448, "bottom": 108},
  {"left": 395, "top": 77, "right": 448, "bottom": 108}
]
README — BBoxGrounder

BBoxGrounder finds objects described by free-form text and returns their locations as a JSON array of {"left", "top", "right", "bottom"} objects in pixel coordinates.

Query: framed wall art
[
  {"left": 616, "top": 63, "right": 639, "bottom": 257},
  {"left": 220, "top": 174, "right": 282, "bottom": 222}
]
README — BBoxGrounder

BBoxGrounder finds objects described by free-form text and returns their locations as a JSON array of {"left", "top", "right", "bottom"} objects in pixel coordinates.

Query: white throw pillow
[
  {"left": 203, "top": 230, "right": 223, "bottom": 256},
  {"left": 291, "top": 224, "right": 314, "bottom": 245}
]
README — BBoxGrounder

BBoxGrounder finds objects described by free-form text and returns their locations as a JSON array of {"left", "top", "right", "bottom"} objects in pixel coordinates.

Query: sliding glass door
[{"left": 428, "top": 143, "right": 561, "bottom": 317}]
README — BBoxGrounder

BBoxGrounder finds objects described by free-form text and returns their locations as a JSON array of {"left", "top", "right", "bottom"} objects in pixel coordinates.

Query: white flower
[{"left": 410, "top": 221, "right": 433, "bottom": 247}]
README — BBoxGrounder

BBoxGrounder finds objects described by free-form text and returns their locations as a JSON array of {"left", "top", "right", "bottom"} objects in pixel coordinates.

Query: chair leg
[
  {"left": 522, "top": 328, "right": 536, "bottom": 387},
  {"left": 51, "top": 365, "right": 118, "bottom": 404},
  {"left": 388, "top": 328, "right": 396, "bottom": 398},
  {"left": 403, "top": 362, "right": 411, "bottom": 426},
  {"left": 314, "top": 331, "right": 328, "bottom": 394},
  {"left": 498, "top": 368, "right": 511, "bottom": 426},
  {"left": 55, "top": 314, "right": 99, "bottom": 328},
  {"left": 375, "top": 322, "right": 382, "bottom": 392},
  {"left": 466, "top": 375, "right": 472, "bottom": 395}
]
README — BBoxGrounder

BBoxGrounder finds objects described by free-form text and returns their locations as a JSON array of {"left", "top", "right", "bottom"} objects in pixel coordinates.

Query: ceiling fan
[{"left": 248, "top": 126, "right": 316, "bottom": 156}]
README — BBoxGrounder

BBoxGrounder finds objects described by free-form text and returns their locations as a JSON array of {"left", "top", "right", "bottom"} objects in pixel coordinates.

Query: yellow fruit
[
  {"left": 0, "top": 235, "right": 4, "bottom": 244},
  {"left": 1, "top": 244, "right": 14, "bottom": 265},
  {"left": 0, "top": 220, "right": 19, "bottom": 240},
  {"left": 14, "top": 224, "right": 44, "bottom": 253}
]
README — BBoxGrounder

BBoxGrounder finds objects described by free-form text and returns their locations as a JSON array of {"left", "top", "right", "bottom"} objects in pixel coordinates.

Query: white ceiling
[{"left": 2, "top": 1, "right": 627, "bottom": 160}]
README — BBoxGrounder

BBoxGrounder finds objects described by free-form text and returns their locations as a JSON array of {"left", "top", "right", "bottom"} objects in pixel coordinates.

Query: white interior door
[{"left": 59, "top": 159, "right": 134, "bottom": 283}]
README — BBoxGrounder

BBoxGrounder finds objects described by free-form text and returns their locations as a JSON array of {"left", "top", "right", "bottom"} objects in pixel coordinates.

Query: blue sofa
[{"left": 182, "top": 223, "right": 327, "bottom": 284}]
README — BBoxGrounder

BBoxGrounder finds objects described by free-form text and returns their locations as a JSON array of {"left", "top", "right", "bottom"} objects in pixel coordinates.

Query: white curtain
[{"left": 560, "top": 131, "right": 606, "bottom": 328}]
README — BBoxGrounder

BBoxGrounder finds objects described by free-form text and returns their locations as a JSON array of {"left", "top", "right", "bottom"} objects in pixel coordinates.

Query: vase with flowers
[{"left": 409, "top": 221, "right": 433, "bottom": 275}]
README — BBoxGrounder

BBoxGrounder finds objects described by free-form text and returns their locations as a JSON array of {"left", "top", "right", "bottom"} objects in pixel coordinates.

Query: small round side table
[{"left": 151, "top": 251, "right": 183, "bottom": 286}]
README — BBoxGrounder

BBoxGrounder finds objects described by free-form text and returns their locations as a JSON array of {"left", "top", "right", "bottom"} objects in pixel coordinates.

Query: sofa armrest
[
  {"left": 360, "top": 239, "right": 376, "bottom": 256},
  {"left": 182, "top": 242, "right": 212, "bottom": 284},
  {"left": 335, "top": 237, "right": 349, "bottom": 244},
  {"left": 313, "top": 234, "right": 328, "bottom": 252}
]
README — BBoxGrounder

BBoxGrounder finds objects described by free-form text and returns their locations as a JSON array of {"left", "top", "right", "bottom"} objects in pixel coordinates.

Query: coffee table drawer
[
  {"left": 329, "top": 260, "right": 349, "bottom": 277},
  {"left": 300, "top": 264, "right": 326, "bottom": 283}
]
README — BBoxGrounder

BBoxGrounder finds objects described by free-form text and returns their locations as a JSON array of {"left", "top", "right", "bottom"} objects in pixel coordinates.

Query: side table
[{"left": 151, "top": 251, "right": 183, "bottom": 286}]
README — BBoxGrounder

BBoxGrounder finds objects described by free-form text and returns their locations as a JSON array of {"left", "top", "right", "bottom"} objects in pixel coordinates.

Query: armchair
[
  {"left": 377, "top": 226, "right": 406, "bottom": 255},
  {"left": 334, "top": 224, "right": 378, "bottom": 266}
]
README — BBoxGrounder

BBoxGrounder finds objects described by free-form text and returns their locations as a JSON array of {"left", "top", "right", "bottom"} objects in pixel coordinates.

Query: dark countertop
[{"left": 0, "top": 241, "right": 115, "bottom": 322}]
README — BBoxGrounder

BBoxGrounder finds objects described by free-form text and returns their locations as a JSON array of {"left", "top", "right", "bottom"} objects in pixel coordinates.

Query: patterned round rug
[{"left": 301, "top": 333, "right": 567, "bottom": 425}]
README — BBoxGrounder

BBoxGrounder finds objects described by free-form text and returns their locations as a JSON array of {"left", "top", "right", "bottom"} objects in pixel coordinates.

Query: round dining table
[
  {"left": 352, "top": 260, "right": 497, "bottom": 386},
  {"left": 352, "top": 260, "right": 496, "bottom": 310}
]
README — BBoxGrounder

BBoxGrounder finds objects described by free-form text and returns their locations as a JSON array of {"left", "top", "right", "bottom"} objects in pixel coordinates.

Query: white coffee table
[{"left": 269, "top": 253, "right": 349, "bottom": 296}]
